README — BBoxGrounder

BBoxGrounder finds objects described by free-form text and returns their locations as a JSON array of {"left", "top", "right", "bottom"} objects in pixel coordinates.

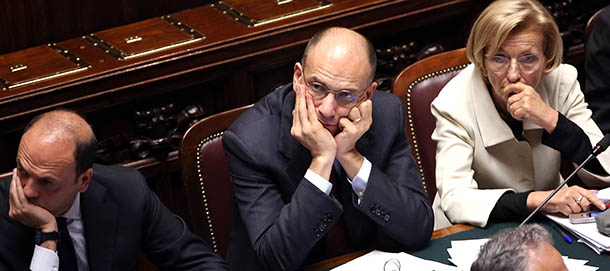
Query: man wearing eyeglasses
[{"left": 223, "top": 27, "right": 433, "bottom": 271}]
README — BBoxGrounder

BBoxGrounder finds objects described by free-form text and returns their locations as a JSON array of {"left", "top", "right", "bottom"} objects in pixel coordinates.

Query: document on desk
[
  {"left": 332, "top": 246, "right": 597, "bottom": 271},
  {"left": 547, "top": 214, "right": 610, "bottom": 254},
  {"left": 446, "top": 238, "right": 488, "bottom": 269},
  {"left": 597, "top": 186, "right": 610, "bottom": 199},
  {"left": 546, "top": 187, "right": 610, "bottom": 254},
  {"left": 330, "top": 250, "right": 458, "bottom": 271},
  {"left": 448, "top": 239, "right": 599, "bottom": 271}
]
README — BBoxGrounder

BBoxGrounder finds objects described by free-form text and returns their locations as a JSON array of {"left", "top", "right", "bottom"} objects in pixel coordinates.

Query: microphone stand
[
  {"left": 520, "top": 135, "right": 610, "bottom": 226},
  {"left": 520, "top": 154, "right": 595, "bottom": 226}
]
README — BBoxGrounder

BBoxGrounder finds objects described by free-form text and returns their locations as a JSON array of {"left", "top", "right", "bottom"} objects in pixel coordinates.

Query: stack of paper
[
  {"left": 448, "top": 239, "right": 598, "bottom": 271},
  {"left": 331, "top": 240, "right": 598, "bottom": 271},
  {"left": 447, "top": 238, "right": 488, "bottom": 268},
  {"left": 330, "top": 250, "right": 458, "bottom": 271},
  {"left": 545, "top": 187, "right": 610, "bottom": 254},
  {"left": 547, "top": 214, "right": 610, "bottom": 254}
]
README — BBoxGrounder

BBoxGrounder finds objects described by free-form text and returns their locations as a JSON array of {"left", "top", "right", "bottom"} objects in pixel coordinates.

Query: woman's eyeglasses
[{"left": 486, "top": 54, "right": 542, "bottom": 74}]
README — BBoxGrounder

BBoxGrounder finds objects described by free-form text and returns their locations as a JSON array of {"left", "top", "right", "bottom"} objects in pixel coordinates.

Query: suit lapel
[
  {"left": 81, "top": 180, "right": 118, "bottom": 271},
  {"left": 279, "top": 89, "right": 312, "bottom": 186},
  {"left": 355, "top": 130, "right": 374, "bottom": 159}
]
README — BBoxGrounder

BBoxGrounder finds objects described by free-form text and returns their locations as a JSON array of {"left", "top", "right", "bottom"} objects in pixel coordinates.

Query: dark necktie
[
  {"left": 326, "top": 169, "right": 349, "bottom": 257},
  {"left": 56, "top": 217, "right": 78, "bottom": 271}
]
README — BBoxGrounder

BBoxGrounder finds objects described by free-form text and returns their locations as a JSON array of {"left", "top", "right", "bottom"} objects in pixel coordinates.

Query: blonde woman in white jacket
[{"left": 431, "top": 0, "right": 610, "bottom": 230}]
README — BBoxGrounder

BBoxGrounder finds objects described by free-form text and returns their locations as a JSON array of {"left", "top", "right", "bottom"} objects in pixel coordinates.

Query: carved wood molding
[
  {"left": 375, "top": 42, "right": 445, "bottom": 92},
  {"left": 96, "top": 103, "right": 205, "bottom": 164},
  {"left": 541, "top": 0, "right": 610, "bottom": 50}
]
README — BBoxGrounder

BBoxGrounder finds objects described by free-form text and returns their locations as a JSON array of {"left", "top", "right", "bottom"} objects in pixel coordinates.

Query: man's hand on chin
[
  {"left": 291, "top": 90, "right": 336, "bottom": 180},
  {"left": 336, "top": 99, "right": 372, "bottom": 179},
  {"left": 8, "top": 168, "right": 57, "bottom": 233}
]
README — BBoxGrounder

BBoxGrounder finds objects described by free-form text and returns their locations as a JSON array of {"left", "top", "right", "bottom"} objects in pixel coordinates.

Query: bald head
[
  {"left": 302, "top": 27, "right": 377, "bottom": 83},
  {"left": 23, "top": 109, "right": 97, "bottom": 176}
]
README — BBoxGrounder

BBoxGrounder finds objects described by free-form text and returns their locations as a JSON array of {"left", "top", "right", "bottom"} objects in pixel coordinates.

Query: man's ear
[
  {"left": 77, "top": 168, "right": 93, "bottom": 193},
  {"left": 293, "top": 62, "right": 304, "bottom": 92},
  {"left": 365, "top": 80, "right": 377, "bottom": 100}
]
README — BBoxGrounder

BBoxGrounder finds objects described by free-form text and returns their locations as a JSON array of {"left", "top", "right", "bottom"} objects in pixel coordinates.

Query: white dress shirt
[
  {"left": 30, "top": 193, "right": 89, "bottom": 271},
  {"left": 305, "top": 157, "right": 372, "bottom": 204}
]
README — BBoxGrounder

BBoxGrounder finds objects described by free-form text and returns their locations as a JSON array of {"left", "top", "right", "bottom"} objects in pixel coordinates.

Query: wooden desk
[
  {"left": 304, "top": 224, "right": 474, "bottom": 271},
  {"left": 306, "top": 220, "right": 610, "bottom": 271}
]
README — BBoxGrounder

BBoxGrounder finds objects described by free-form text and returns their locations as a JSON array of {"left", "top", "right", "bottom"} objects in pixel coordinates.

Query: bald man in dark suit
[
  {"left": 0, "top": 109, "right": 228, "bottom": 270},
  {"left": 224, "top": 27, "right": 433, "bottom": 271}
]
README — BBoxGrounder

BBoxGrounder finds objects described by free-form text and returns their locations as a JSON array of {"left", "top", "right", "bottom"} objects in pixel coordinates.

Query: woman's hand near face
[{"left": 504, "top": 82, "right": 559, "bottom": 133}]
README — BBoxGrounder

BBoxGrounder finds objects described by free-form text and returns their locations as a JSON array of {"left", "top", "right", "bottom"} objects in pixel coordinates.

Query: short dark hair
[
  {"left": 301, "top": 27, "right": 377, "bottom": 83},
  {"left": 23, "top": 109, "right": 97, "bottom": 177}
]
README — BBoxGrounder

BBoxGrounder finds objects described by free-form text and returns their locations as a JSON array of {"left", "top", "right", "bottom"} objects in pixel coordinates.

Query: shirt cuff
[
  {"left": 31, "top": 245, "right": 59, "bottom": 271},
  {"left": 305, "top": 169, "right": 333, "bottom": 195},
  {"left": 348, "top": 157, "right": 371, "bottom": 198}
]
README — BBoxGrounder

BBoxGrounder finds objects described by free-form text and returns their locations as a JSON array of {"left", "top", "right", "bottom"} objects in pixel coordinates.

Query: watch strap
[{"left": 35, "top": 229, "right": 60, "bottom": 245}]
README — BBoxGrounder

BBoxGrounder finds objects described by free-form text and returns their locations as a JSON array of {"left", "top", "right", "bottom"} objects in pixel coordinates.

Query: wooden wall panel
[{"left": 0, "top": 0, "right": 207, "bottom": 54}]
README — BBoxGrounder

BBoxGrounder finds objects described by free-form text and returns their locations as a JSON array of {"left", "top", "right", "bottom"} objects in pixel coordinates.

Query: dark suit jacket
[
  {"left": 0, "top": 164, "right": 228, "bottom": 271},
  {"left": 223, "top": 84, "right": 434, "bottom": 271},
  {"left": 585, "top": 6, "right": 610, "bottom": 134}
]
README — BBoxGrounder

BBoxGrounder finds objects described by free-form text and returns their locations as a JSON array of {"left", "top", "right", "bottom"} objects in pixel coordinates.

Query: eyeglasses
[
  {"left": 485, "top": 54, "right": 543, "bottom": 74},
  {"left": 302, "top": 70, "right": 367, "bottom": 107}
]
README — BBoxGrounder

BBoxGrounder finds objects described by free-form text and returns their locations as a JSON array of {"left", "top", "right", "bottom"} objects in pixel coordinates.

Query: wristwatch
[{"left": 35, "top": 229, "right": 60, "bottom": 245}]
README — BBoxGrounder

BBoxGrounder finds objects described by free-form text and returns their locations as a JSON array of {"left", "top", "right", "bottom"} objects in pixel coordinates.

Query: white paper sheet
[
  {"left": 595, "top": 187, "right": 610, "bottom": 200},
  {"left": 330, "top": 250, "right": 458, "bottom": 271}
]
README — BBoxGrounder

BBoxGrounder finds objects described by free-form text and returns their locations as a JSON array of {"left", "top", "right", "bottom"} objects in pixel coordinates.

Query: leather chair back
[
  {"left": 179, "top": 104, "right": 252, "bottom": 258},
  {"left": 392, "top": 48, "right": 470, "bottom": 203}
]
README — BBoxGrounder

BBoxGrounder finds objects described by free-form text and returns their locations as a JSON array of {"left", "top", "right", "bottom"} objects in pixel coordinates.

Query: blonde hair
[{"left": 466, "top": 0, "right": 562, "bottom": 73}]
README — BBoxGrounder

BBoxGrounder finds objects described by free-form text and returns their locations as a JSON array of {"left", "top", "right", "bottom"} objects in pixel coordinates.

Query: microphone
[
  {"left": 592, "top": 134, "right": 610, "bottom": 156},
  {"left": 520, "top": 134, "right": 610, "bottom": 226}
]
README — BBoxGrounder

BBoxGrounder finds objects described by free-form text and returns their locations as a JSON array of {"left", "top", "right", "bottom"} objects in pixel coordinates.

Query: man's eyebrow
[
  {"left": 14, "top": 158, "right": 55, "bottom": 182},
  {"left": 308, "top": 74, "right": 322, "bottom": 84},
  {"left": 309, "top": 75, "right": 359, "bottom": 92},
  {"left": 309, "top": 76, "right": 331, "bottom": 90}
]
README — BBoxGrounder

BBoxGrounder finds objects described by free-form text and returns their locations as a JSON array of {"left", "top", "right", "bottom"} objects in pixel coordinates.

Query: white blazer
[{"left": 431, "top": 64, "right": 610, "bottom": 230}]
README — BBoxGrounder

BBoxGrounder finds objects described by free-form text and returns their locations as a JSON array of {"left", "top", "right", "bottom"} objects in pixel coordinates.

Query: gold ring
[
  {"left": 576, "top": 195, "right": 583, "bottom": 204},
  {"left": 354, "top": 117, "right": 362, "bottom": 123}
]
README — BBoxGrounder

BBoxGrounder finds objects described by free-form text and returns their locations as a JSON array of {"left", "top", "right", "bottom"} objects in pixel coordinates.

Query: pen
[{"left": 551, "top": 222, "right": 572, "bottom": 244}]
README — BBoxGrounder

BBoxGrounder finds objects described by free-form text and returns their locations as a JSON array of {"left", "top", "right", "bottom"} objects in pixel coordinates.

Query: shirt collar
[{"left": 61, "top": 192, "right": 81, "bottom": 220}]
